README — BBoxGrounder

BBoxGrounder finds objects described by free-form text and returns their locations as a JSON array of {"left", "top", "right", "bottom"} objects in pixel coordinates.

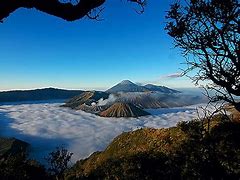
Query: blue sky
[{"left": 0, "top": 0, "right": 194, "bottom": 91}]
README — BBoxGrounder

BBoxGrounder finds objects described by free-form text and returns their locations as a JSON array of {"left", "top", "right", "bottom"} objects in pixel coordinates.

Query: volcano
[
  {"left": 106, "top": 80, "right": 149, "bottom": 93},
  {"left": 99, "top": 102, "right": 150, "bottom": 118}
]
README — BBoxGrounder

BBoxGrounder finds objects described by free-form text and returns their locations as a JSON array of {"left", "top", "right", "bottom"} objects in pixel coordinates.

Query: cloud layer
[{"left": 0, "top": 102, "right": 208, "bottom": 164}]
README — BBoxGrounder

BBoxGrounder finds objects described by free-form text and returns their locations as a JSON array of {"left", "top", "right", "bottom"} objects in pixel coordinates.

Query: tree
[
  {"left": 0, "top": 0, "right": 146, "bottom": 23},
  {"left": 0, "top": 153, "right": 49, "bottom": 179},
  {"left": 165, "top": 0, "right": 240, "bottom": 111},
  {"left": 45, "top": 147, "right": 73, "bottom": 180}
]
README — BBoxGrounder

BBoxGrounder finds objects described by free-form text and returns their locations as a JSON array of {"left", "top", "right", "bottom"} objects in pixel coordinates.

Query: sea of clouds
[{"left": 0, "top": 102, "right": 211, "bottom": 164}]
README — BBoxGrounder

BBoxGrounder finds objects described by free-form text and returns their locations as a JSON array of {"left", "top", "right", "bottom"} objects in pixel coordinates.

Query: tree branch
[{"left": 0, "top": 0, "right": 105, "bottom": 22}]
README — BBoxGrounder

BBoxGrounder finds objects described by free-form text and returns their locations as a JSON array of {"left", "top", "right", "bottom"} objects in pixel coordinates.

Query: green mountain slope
[
  {"left": 0, "top": 137, "right": 29, "bottom": 156},
  {"left": 66, "top": 117, "right": 240, "bottom": 179}
]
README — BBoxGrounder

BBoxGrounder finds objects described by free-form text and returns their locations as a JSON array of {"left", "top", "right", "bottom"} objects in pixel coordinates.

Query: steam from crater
[{"left": 97, "top": 94, "right": 117, "bottom": 106}]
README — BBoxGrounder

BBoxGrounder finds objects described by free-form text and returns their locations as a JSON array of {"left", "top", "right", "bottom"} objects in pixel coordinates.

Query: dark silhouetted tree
[
  {"left": 165, "top": 0, "right": 240, "bottom": 111},
  {"left": 45, "top": 147, "right": 73, "bottom": 180},
  {"left": 0, "top": 0, "right": 146, "bottom": 23}
]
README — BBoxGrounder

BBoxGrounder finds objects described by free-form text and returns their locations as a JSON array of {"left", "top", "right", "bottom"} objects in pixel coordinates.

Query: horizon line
[{"left": 0, "top": 86, "right": 200, "bottom": 93}]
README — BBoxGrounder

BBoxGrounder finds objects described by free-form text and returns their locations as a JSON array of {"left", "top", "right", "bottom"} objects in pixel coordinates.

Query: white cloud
[
  {"left": 159, "top": 72, "right": 183, "bottom": 79},
  {"left": 136, "top": 72, "right": 195, "bottom": 88},
  {"left": 0, "top": 102, "right": 211, "bottom": 164}
]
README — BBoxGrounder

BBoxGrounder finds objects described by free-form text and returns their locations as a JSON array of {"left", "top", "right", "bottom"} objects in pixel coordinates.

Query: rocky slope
[
  {"left": 116, "top": 92, "right": 207, "bottom": 109},
  {"left": 99, "top": 102, "right": 150, "bottom": 117},
  {"left": 62, "top": 91, "right": 109, "bottom": 109},
  {"left": 77, "top": 104, "right": 106, "bottom": 113}
]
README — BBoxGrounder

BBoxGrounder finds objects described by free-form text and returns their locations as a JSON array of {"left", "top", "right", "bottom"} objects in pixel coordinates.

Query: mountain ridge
[
  {"left": 106, "top": 80, "right": 149, "bottom": 93},
  {"left": 62, "top": 91, "right": 109, "bottom": 109},
  {"left": 144, "top": 84, "right": 180, "bottom": 93},
  {"left": 0, "top": 88, "right": 84, "bottom": 103},
  {"left": 106, "top": 80, "right": 180, "bottom": 94}
]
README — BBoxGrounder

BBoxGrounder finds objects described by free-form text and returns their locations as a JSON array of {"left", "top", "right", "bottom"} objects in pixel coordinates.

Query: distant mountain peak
[
  {"left": 120, "top": 80, "right": 134, "bottom": 84},
  {"left": 106, "top": 80, "right": 148, "bottom": 93},
  {"left": 106, "top": 80, "right": 180, "bottom": 94}
]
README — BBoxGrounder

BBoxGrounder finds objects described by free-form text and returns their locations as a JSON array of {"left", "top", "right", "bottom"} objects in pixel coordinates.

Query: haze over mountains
[
  {"left": 0, "top": 88, "right": 83, "bottom": 103},
  {"left": 0, "top": 80, "right": 207, "bottom": 117},
  {"left": 0, "top": 80, "right": 180, "bottom": 103},
  {"left": 63, "top": 80, "right": 207, "bottom": 117}
]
